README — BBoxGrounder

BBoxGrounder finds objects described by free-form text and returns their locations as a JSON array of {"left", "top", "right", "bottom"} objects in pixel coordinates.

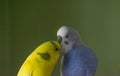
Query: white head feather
[{"left": 57, "top": 26, "right": 84, "bottom": 53}]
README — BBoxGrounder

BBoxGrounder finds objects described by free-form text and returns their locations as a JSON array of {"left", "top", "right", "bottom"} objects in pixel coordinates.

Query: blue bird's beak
[{"left": 57, "top": 36, "right": 62, "bottom": 44}]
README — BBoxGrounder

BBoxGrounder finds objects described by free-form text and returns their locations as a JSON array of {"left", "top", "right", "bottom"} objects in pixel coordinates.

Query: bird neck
[{"left": 73, "top": 39, "right": 86, "bottom": 48}]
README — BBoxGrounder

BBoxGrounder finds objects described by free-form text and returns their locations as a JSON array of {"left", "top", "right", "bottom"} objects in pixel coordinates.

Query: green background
[{"left": 0, "top": 0, "right": 120, "bottom": 76}]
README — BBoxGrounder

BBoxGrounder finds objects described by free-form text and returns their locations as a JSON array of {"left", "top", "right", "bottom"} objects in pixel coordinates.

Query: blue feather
[{"left": 62, "top": 46, "right": 98, "bottom": 76}]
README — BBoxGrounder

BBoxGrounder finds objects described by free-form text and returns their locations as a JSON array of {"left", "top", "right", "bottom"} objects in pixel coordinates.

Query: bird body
[
  {"left": 57, "top": 26, "right": 98, "bottom": 76},
  {"left": 62, "top": 46, "right": 97, "bottom": 76},
  {"left": 17, "top": 41, "right": 61, "bottom": 76}
]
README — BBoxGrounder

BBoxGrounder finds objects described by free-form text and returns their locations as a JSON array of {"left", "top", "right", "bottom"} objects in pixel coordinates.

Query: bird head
[
  {"left": 36, "top": 41, "right": 61, "bottom": 64},
  {"left": 57, "top": 26, "right": 83, "bottom": 54}
]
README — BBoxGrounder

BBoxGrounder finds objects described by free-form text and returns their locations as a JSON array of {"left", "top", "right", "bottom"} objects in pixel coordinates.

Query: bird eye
[
  {"left": 66, "top": 35, "right": 68, "bottom": 38},
  {"left": 55, "top": 48, "right": 58, "bottom": 51}
]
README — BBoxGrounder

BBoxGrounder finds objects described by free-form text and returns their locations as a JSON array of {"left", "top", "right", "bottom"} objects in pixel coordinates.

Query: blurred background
[{"left": 0, "top": 0, "right": 120, "bottom": 76}]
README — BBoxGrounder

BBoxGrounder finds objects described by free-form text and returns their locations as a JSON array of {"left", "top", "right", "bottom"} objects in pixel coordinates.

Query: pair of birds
[{"left": 17, "top": 26, "right": 98, "bottom": 76}]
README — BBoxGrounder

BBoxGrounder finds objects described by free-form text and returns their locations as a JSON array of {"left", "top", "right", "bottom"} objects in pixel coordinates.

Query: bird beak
[{"left": 57, "top": 36, "right": 62, "bottom": 44}]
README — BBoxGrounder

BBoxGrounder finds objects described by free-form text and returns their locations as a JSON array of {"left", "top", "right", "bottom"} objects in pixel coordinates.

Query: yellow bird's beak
[{"left": 57, "top": 36, "right": 62, "bottom": 44}]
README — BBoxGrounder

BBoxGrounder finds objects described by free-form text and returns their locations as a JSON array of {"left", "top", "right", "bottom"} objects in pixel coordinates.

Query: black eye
[
  {"left": 66, "top": 35, "right": 68, "bottom": 38},
  {"left": 55, "top": 48, "right": 58, "bottom": 51}
]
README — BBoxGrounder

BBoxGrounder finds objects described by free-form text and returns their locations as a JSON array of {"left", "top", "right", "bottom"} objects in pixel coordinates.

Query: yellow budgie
[{"left": 17, "top": 41, "right": 61, "bottom": 76}]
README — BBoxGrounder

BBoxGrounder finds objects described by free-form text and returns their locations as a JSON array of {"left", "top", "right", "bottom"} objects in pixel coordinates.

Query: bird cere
[{"left": 17, "top": 26, "right": 98, "bottom": 76}]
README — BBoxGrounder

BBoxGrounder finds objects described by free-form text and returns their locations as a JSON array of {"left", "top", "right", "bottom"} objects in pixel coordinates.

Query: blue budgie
[{"left": 57, "top": 26, "right": 98, "bottom": 76}]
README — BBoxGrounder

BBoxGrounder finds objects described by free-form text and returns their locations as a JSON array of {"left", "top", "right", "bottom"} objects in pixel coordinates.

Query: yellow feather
[{"left": 17, "top": 41, "right": 61, "bottom": 76}]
